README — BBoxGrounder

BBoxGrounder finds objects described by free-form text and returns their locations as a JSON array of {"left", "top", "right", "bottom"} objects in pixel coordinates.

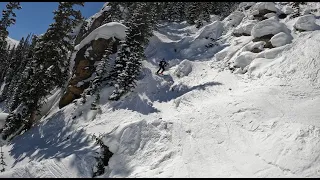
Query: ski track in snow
[{"left": 2, "top": 3, "right": 320, "bottom": 178}]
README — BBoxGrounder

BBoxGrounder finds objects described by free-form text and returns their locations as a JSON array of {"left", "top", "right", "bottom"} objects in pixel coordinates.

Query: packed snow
[{"left": 1, "top": 2, "right": 320, "bottom": 178}]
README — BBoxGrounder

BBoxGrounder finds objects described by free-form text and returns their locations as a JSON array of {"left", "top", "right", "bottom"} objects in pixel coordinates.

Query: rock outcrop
[{"left": 59, "top": 37, "right": 120, "bottom": 108}]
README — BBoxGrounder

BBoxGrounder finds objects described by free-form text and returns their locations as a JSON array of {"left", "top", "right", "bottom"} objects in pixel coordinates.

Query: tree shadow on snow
[
  {"left": 107, "top": 70, "right": 222, "bottom": 115},
  {"left": 150, "top": 80, "right": 223, "bottom": 103},
  {"left": 8, "top": 110, "right": 96, "bottom": 168}
]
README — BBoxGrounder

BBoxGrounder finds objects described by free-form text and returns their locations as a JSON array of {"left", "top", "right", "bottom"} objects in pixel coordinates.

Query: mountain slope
[{"left": 1, "top": 2, "right": 320, "bottom": 178}]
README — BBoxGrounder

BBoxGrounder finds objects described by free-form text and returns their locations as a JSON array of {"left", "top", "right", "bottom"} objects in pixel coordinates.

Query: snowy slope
[{"left": 1, "top": 2, "right": 320, "bottom": 178}]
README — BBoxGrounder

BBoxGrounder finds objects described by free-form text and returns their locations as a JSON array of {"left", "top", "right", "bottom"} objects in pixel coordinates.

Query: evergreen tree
[
  {"left": 0, "top": 146, "right": 6, "bottom": 172},
  {"left": 90, "top": 44, "right": 113, "bottom": 109},
  {"left": 5, "top": 34, "right": 32, "bottom": 109},
  {"left": 109, "top": 2, "right": 153, "bottom": 100},
  {"left": 1, "top": 3, "right": 85, "bottom": 141},
  {"left": 8, "top": 35, "right": 36, "bottom": 112},
  {"left": 0, "top": 36, "right": 28, "bottom": 102},
  {"left": 0, "top": 2, "right": 21, "bottom": 83}
]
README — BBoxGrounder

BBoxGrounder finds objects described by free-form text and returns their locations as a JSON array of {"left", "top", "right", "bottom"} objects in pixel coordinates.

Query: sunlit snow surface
[{"left": 1, "top": 2, "right": 320, "bottom": 178}]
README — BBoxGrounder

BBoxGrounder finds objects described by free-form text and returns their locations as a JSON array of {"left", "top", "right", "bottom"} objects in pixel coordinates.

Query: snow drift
[
  {"left": 75, "top": 22, "right": 127, "bottom": 51},
  {"left": 251, "top": 18, "right": 289, "bottom": 38}
]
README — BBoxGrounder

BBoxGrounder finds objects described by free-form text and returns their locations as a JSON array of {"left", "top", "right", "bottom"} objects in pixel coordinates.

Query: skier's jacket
[{"left": 159, "top": 60, "right": 168, "bottom": 67}]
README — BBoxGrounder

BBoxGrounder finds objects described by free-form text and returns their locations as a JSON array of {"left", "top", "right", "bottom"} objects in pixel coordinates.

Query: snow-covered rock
[
  {"left": 251, "top": 18, "right": 289, "bottom": 38},
  {"left": 294, "top": 14, "right": 320, "bottom": 31},
  {"left": 252, "top": 2, "right": 278, "bottom": 13},
  {"left": 270, "top": 32, "right": 293, "bottom": 47},
  {"left": 224, "top": 11, "right": 245, "bottom": 28},
  {"left": 75, "top": 22, "right": 127, "bottom": 51},
  {"left": 233, "top": 51, "right": 257, "bottom": 69},
  {"left": 282, "top": 6, "right": 294, "bottom": 14},
  {"left": 233, "top": 20, "right": 257, "bottom": 36},
  {"left": 174, "top": 60, "right": 192, "bottom": 78}
]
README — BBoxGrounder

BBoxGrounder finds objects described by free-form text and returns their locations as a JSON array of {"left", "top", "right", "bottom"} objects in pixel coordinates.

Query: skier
[{"left": 156, "top": 58, "right": 168, "bottom": 75}]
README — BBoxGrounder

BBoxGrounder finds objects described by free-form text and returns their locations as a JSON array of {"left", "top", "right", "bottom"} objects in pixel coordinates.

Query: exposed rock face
[{"left": 59, "top": 37, "right": 120, "bottom": 108}]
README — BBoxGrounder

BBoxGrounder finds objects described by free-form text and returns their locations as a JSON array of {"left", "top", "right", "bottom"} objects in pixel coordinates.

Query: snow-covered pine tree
[
  {"left": 1, "top": 3, "right": 85, "bottom": 141},
  {"left": 185, "top": 2, "right": 199, "bottom": 25},
  {"left": 108, "top": 2, "right": 124, "bottom": 22},
  {"left": 109, "top": 2, "right": 154, "bottom": 100},
  {"left": 0, "top": 146, "right": 6, "bottom": 172},
  {"left": 5, "top": 35, "right": 32, "bottom": 109},
  {"left": 8, "top": 35, "right": 36, "bottom": 112},
  {"left": 0, "top": 36, "right": 30, "bottom": 103},
  {"left": 90, "top": 44, "right": 113, "bottom": 110},
  {"left": 195, "top": 2, "right": 212, "bottom": 28},
  {"left": 43, "top": 2, "right": 85, "bottom": 88},
  {"left": 0, "top": 43, "right": 16, "bottom": 102},
  {"left": 172, "top": 2, "right": 186, "bottom": 22},
  {"left": 0, "top": 2, "right": 21, "bottom": 83}
]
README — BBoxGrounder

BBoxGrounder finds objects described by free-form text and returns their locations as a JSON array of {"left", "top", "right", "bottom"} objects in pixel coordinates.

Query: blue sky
[{"left": 0, "top": 2, "right": 105, "bottom": 40}]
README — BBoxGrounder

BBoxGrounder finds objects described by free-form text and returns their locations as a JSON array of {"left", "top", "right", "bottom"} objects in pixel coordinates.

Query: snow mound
[
  {"left": 242, "top": 41, "right": 265, "bottom": 52},
  {"left": 270, "top": 32, "right": 293, "bottom": 47},
  {"left": 256, "top": 45, "right": 289, "bottom": 59},
  {"left": 174, "top": 60, "right": 192, "bottom": 78},
  {"left": 282, "top": 6, "right": 294, "bottom": 14},
  {"left": 75, "top": 22, "right": 127, "bottom": 51},
  {"left": 294, "top": 14, "right": 320, "bottom": 31},
  {"left": 102, "top": 119, "right": 174, "bottom": 177},
  {"left": 249, "top": 30, "right": 320, "bottom": 81},
  {"left": 223, "top": 11, "right": 245, "bottom": 28},
  {"left": 194, "top": 21, "right": 224, "bottom": 41},
  {"left": 247, "top": 57, "right": 276, "bottom": 77},
  {"left": 251, "top": 18, "right": 289, "bottom": 38},
  {"left": 252, "top": 2, "right": 278, "bottom": 13},
  {"left": 233, "top": 51, "right": 257, "bottom": 69},
  {"left": 233, "top": 20, "right": 257, "bottom": 35}
]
